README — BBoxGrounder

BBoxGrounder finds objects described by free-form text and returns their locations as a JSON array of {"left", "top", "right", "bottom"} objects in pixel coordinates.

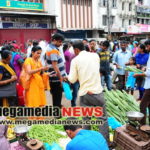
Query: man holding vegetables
[
  {"left": 134, "top": 40, "right": 150, "bottom": 125},
  {"left": 113, "top": 41, "right": 132, "bottom": 90}
]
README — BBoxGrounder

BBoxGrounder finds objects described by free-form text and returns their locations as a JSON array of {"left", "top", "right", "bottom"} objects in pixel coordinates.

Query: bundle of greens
[
  {"left": 104, "top": 89, "right": 140, "bottom": 124},
  {"left": 28, "top": 125, "right": 65, "bottom": 144},
  {"left": 125, "top": 66, "right": 143, "bottom": 73}
]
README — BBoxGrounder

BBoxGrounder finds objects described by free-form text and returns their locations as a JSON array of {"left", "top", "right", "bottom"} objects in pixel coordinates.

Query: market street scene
[{"left": 0, "top": 0, "right": 150, "bottom": 150}]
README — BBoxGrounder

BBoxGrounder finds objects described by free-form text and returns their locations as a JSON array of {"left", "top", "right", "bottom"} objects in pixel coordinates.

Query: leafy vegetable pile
[
  {"left": 104, "top": 89, "right": 140, "bottom": 124},
  {"left": 28, "top": 125, "right": 65, "bottom": 144}
]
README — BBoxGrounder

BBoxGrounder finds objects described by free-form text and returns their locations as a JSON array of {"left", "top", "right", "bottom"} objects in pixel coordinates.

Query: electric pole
[{"left": 107, "top": 0, "right": 111, "bottom": 36}]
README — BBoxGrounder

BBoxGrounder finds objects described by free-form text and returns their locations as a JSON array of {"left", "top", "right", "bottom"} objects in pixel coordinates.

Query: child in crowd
[
  {"left": 132, "top": 41, "right": 139, "bottom": 56},
  {"left": 125, "top": 57, "right": 137, "bottom": 95}
]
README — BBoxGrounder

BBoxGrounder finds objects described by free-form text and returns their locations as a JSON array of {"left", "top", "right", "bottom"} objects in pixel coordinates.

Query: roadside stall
[
  {"left": 114, "top": 112, "right": 150, "bottom": 150},
  {"left": 8, "top": 124, "right": 70, "bottom": 150},
  {"left": 2, "top": 88, "right": 150, "bottom": 150},
  {"left": 104, "top": 89, "right": 150, "bottom": 150}
]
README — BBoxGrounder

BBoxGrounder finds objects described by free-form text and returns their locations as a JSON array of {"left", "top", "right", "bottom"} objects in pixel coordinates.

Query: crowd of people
[
  {"left": 0, "top": 33, "right": 150, "bottom": 149},
  {"left": 0, "top": 34, "right": 150, "bottom": 121}
]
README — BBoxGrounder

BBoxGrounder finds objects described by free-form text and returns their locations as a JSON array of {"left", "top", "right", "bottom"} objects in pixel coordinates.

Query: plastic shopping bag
[
  {"left": 62, "top": 82, "right": 72, "bottom": 100},
  {"left": 108, "top": 117, "right": 122, "bottom": 130},
  {"left": 44, "top": 143, "right": 62, "bottom": 150},
  {"left": 126, "top": 72, "right": 136, "bottom": 89}
]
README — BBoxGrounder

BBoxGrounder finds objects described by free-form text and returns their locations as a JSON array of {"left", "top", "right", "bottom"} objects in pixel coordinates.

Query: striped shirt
[
  {"left": 46, "top": 44, "right": 66, "bottom": 82},
  {"left": 97, "top": 49, "right": 111, "bottom": 75}
]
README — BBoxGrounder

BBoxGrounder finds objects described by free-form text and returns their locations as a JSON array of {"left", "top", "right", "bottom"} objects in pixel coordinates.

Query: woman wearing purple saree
[{"left": 10, "top": 44, "right": 24, "bottom": 79}]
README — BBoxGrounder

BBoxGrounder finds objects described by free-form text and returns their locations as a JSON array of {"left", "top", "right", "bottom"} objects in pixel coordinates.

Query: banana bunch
[{"left": 7, "top": 125, "right": 16, "bottom": 140}]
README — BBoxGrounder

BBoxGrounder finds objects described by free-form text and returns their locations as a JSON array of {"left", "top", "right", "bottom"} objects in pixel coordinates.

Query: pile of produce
[
  {"left": 55, "top": 117, "right": 99, "bottom": 132},
  {"left": 7, "top": 125, "right": 16, "bottom": 140},
  {"left": 53, "top": 117, "right": 68, "bottom": 132},
  {"left": 125, "top": 66, "right": 143, "bottom": 73},
  {"left": 28, "top": 125, "right": 65, "bottom": 144},
  {"left": 6, "top": 118, "right": 16, "bottom": 140},
  {"left": 104, "top": 89, "right": 140, "bottom": 124}
]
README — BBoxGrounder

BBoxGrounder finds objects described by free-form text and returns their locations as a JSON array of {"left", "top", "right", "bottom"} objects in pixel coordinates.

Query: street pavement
[
  {"left": 46, "top": 90, "right": 139, "bottom": 107},
  {"left": 46, "top": 91, "right": 80, "bottom": 107}
]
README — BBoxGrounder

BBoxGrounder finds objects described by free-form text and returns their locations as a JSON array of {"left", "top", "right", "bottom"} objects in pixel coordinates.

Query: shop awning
[{"left": 0, "top": 10, "right": 56, "bottom": 16}]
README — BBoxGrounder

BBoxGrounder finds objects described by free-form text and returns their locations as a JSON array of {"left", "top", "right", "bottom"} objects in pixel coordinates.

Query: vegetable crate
[{"left": 114, "top": 126, "right": 150, "bottom": 150}]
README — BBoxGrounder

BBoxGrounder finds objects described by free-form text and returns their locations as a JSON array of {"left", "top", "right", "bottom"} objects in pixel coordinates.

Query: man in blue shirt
[
  {"left": 113, "top": 41, "right": 132, "bottom": 90},
  {"left": 134, "top": 40, "right": 150, "bottom": 125},
  {"left": 64, "top": 120, "right": 109, "bottom": 150}
]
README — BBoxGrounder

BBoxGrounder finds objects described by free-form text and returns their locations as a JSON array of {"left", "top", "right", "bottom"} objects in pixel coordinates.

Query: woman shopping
[
  {"left": 20, "top": 46, "right": 49, "bottom": 107},
  {"left": 0, "top": 50, "right": 17, "bottom": 106}
]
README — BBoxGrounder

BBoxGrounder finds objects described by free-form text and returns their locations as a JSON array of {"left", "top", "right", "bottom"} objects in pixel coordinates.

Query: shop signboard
[
  {"left": 2, "top": 22, "right": 48, "bottom": 29},
  {"left": 127, "top": 24, "right": 150, "bottom": 34},
  {"left": 148, "top": 25, "right": 150, "bottom": 32},
  {"left": 0, "top": 0, "right": 43, "bottom": 11},
  {"left": 111, "top": 24, "right": 122, "bottom": 32},
  {"left": 126, "top": 25, "right": 141, "bottom": 34},
  {"left": 140, "top": 24, "right": 148, "bottom": 32}
]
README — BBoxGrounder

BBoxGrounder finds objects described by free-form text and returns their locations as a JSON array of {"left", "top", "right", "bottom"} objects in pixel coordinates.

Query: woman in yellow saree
[{"left": 21, "top": 46, "right": 49, "bottom": 107}]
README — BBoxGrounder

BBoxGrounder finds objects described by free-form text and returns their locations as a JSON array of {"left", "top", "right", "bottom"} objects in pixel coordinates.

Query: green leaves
[
  {"left": 28, "top": 125, "right": 65, "bottom": 145},
  {"left": 104, "top": 90, "right": 140, "bottom": 124}
]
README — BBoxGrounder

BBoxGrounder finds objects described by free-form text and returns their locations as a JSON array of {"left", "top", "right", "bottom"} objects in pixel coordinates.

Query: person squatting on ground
[{"left": 64, "top": 118, "right": 109, "bottom": 150}]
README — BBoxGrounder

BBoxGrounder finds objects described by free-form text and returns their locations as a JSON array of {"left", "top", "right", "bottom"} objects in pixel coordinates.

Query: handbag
[
  {"left": 0, "top": 61, "right": 17, "bottom": 99},
  {"left": 19, "top": 67, "right": 31, "bottom": 90},
  {"left": 0, "top": 81, "right": 17, "bottom": 98},
  {"left": 42, "top": 73, "right": 50, "bottom": 90}
]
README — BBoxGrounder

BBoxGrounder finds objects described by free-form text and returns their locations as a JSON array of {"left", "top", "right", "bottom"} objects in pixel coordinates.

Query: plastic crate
[{"left": 114, "top": 126, "right": 150, "bottom": 150}]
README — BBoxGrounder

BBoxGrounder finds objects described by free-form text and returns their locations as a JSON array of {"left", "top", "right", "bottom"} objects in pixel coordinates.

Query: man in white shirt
[
  {"left": 39, "top": 39, "right": 48, "bottom": 66},
  {"left": 27, "top": 40, "right": 39, "bottom": 58},
  {"left": 134, "top": 39, "right": 150, "bottom": 125},
  {"left": 26, "top": 40, "right": 33, "bottom": 58},
  {"left": 67, "top": 40, "right": 109, "bottom": 141},
  {"left": 59, "top": 45, "right": 66, "bottom": 63}
]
